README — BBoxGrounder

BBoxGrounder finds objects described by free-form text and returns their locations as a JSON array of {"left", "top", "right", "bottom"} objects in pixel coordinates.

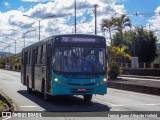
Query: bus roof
[{"left": 22, "top": 34, "right": 105, "bottom": 51}]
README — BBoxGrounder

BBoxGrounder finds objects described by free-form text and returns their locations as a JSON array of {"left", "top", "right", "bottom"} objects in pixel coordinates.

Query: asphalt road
[{"left": 0, "top": 69, "right": 160, "bottom": 120}]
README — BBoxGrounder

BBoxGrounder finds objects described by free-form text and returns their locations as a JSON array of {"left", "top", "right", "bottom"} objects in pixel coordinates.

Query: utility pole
[
  {"left": 39, "top": 21, "right": 40, "bottom": 41},
  {"left": 15, "top": 40, "right": 16, "bottom": 55},
  {"left": 75, "top": 0, "right": 77, "bottom": 33},
  {"left": 94, "top": 4, "right": 98, "bottom": 35}
]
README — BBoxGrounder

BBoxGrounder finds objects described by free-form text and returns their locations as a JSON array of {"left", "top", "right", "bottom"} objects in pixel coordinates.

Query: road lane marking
[
  {"left": 93, "top": 98, "right": 117, "bottom": 106},
  {"left": 93, "top": 98, "right": 160, "bottom": 107},
  {"left": 20, "top": 106, "right": 38, "bottom": 108},
  {"left": 2, "top": 117, "right": 11, "bottom": 120}
]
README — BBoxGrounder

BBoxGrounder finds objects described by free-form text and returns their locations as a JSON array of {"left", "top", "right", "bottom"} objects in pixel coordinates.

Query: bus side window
[
  {"left": 21, "top": 52, "right": 24, "bottom": 65},
  {"left": 28, "top": 49, "right": 31, "bottom": 65},
  {"left": 35, "top": 47, "right": 38, "bottom": 64},
  {"left": 42, "top": 44, "right": 46, "bottom": 64},
  {"left": 40, "top": 45, "right": 43, "bottom": 64},
  {"left": 37, "top": 46, "right": 41, "bottom": 64},
  {"left": 25, "top": 51, "right": 28, "bottom": 65}
]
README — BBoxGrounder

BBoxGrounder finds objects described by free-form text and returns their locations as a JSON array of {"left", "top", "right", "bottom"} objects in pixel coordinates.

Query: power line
[
  {"left": 76, "top": 9, "right": 94, "bottom": 32},
  {"left": 97, "top": 11, "right": 160, "bottom": 17}
]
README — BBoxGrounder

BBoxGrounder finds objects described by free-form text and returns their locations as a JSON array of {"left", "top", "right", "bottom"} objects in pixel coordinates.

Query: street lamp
[
  {"left": 5, "top": 37, "right": 22, "bottom": 55},
  {"left": 11, "top": 29, "right": 35, "bottom": 48},
  {"left": 0, "top": 48, "right": 5, "bottom": 57},
  {"left": 23, "top": 14, "right": 56, "bottom": 41}
]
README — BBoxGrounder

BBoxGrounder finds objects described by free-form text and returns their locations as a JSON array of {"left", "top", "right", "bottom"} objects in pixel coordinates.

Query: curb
[
  {"left": 108, "top": 81, "right": 160, "bottom": 96},
  {"left": 0, "top": 68, "right": 21, "bottom": 72},
  {"left": 0, "top": 92, "right": 16, "bottom": 112},
  {"left": 121, "top": 75, "right": 160, "bottom": 80}
]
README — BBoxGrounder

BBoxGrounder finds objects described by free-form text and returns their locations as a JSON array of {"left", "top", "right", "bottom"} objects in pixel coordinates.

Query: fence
[
  {"left": 121, "top": 63, "right": 160, "bottom": 69},
  {"left": 121, "top": 62, "right": 160, "bottom": 77}
]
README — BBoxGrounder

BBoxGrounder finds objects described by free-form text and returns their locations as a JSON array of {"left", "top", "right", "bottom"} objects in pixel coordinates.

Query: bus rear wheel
[
  {"left": 83, "top": 95, "right": 92, "bottom": 102},
  {"left": 42, "top": 83, "right": 50, "bottom": 101},
  {"left": 27, "top": 80, "right": 32, "bottom": 94}
]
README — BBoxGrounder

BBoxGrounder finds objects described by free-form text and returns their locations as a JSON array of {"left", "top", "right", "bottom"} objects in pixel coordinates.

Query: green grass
[
  {"left": 6, "top": 97, "right": 13, "bottom": 104},
  {"left": 0, "top": 100, "right": 4, "bottom": 106},
  {"left": 0, "top": 100, "right": 6, "bottom": 111}
]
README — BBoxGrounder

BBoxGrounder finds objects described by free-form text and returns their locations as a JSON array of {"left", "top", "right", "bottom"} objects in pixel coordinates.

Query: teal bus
[{"left": 21, "top": 34, "right": 108, "bottom": 102}]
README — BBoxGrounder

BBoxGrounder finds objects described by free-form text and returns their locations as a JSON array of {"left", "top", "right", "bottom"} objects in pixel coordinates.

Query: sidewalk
[{"left": 108, "top": 76, "right": 160, "bottom": 96}]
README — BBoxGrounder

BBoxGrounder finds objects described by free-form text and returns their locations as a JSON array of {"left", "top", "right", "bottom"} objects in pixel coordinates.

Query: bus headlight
[
  {"left": 54, "top": 78, "right": 67, "bottom": 86},
  {"left": 54, "top": 78, "right": 58, "bottom": 82},
  {"left": 103, "top": 78, "right": 107, "bottom": 82}
]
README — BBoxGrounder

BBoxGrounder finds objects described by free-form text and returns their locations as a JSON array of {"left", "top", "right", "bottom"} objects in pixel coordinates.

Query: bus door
[
  {"left": 23, "top": 51, "right": 28, "bottom": 85},
  {"left": 46, "top": 44, "right": 52, "bottom": 92},
  {"left": 31, "top": 49, "right": 36, "bottom": 89}
]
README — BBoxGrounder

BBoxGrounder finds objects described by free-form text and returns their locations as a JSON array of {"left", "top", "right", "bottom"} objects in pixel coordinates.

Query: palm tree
[
  {"left": 101, "top": 17, "right": 115, "bottom": 46},
  {"left": 113, "top": 14, "right": 131, "bottom": 45}
]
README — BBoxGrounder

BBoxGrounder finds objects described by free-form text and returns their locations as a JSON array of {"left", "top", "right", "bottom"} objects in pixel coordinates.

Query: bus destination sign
[{"left": 60, "top": 37, "right": 97, "bottom": 43}]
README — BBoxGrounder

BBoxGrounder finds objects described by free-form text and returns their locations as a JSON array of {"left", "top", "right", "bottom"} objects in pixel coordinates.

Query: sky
[{"left": 0, "top": 0, "right": 160, "bottom": 53}]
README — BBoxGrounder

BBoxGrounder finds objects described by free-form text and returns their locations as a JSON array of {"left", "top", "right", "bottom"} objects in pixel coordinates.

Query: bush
[
  {"left": 14, "top": 64, "right": 18, "bottom": 70},
  {"left": 18, "top": 64, "right": 21, "bottom": 70},
  {"left": 108, "top": 62, "right": 122, "bottom": 79},
  {"left": 10, "top": 66, "right": 13, "bottom": 69},
  {"left": 0, "top": 64, "right": 3, "bottom": 68},
  {"left": 1, "top": 63, "right": 5, "bottom": 68}
]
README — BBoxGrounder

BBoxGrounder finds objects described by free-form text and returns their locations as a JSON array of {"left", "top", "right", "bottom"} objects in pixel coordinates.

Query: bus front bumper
[{"left": 51, "top": 83, "right": 107, "bottom": 95}]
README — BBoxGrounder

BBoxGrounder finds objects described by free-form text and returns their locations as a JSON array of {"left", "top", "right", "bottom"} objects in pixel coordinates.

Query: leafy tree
[
  {"left": 0, "top": 57, "right": 5, "bottom": 68},
  {"left": 108, "top": 46, "right": 132, "bottom": 79},
  {"left": 110, "top": 46, "right": 132, "bottom": 64},
  {"left": 112, "top": 26, "right": 158, "bottom": 62}
]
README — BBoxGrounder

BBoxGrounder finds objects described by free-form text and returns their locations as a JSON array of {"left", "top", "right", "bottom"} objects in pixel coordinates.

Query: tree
[
  {"left": 113, "top": 14, "right": 131, "bottom": 45},
  {"left": 0, "top": 57, "right": 5, "bottom": 68},
  {"left": 136, "top": 29, "right": 158, "bottom": 62},
  {"left": 108, "top": 46, "right": 132, "bottom": 79},
  {"left": 110, "top": 46, "right": 132, "bottom": 64},
  {"left": 101, "top": 17, "right": 115, "bottom": 46},
  {"left": 112, "top": 26, "right": 158, "bottom": 62}
]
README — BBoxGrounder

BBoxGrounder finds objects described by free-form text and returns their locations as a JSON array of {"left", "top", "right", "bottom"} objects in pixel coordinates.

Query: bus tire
[
  {"left": 83, "top": 95, "right": 92, "bottom": 102},
  {"left": 42, "top": 82, "right": 50, "bottom": 101},
  {"left": 27, "top": 79, "right": 32, "bottom": 94}
]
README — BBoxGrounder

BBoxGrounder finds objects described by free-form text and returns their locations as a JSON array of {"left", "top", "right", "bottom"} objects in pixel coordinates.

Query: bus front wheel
[{"left": 83, "top": 95, "right": 92, "bottom": 102}]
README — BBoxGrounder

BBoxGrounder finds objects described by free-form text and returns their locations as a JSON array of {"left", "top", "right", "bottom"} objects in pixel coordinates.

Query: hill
[{"left": 0, "top": 52, "right": 13, "bottom": 57}]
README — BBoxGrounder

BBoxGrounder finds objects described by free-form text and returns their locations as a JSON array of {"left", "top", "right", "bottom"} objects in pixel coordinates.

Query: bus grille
[{"left": 67, "top": 83, "right": 96, "bottom": 86}]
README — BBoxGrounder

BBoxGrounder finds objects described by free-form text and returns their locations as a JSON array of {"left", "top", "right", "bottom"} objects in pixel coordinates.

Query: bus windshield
[{"left": 53, "top": 47, "right": 106, "bottom": 74}]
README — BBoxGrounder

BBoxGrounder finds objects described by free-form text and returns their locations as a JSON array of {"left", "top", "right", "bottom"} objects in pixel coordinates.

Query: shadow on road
[{"left": 18, "top": 90, "right": 110, "bottom": 112}]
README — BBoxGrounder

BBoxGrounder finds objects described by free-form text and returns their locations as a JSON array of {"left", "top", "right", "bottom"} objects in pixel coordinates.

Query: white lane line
[
  {"left": 93, "top": 98, "right": 117, "bottom": 106},
  {"left": 140, "top": 103, "right": 160, "bottom": 106},
  {"left": 120, "top": 77, "right": 160, "bottom": 82},
  {"left": 93, "top": 98, "right": 160, "bottom": 107},
  {"left": 2, "top": 117, "right": 12, "bottom": 120},
  {"left": 20, "top": 106, "right": 38, "bottom": 108}
]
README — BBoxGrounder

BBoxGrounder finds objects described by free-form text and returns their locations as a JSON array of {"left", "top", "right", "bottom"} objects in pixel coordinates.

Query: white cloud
[
  {"left": 146, "top": 6, "right": 160, "bottom": 42},
  {"left": 0, "top": 0, "right": 126, "bottom": 53}
]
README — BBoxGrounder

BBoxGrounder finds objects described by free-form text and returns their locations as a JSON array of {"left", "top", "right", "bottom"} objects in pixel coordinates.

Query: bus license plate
[{"left": 78, "top": 88, "right": 86, "bottom": 92}]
